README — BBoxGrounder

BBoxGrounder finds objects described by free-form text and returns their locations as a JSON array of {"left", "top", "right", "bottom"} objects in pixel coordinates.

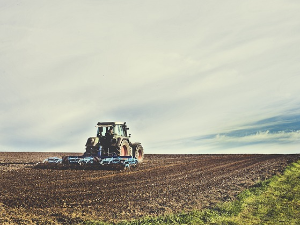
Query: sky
[{"left": 1, "top": 0, "right": 300, "bottom": 154}]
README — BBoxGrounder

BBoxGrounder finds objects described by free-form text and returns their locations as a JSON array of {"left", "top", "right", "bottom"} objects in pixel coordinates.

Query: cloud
[
  {"left": 215, "top": 130, "right": 300, "bottom": 146},
  {"left": 210, "top": 113, "right": 300, "bottom": 153},
  {"left": 149, "top": 113, "right": 300, "bottom": 154},
  {"left": 0, "top": 1, "right": 300, "bottom": 153}
]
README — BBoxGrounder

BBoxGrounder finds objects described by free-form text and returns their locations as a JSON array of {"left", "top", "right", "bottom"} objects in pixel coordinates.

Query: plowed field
[{"left": 0, "top": 153, "right": 299, "bottom": 224}]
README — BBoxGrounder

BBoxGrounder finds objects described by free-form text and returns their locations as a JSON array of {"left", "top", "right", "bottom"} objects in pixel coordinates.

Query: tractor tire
[
  {"left": 119, "top": 139, "right": 132, "bottom": 156},
  {"left": 132, "top": 143, "right": 144, "bottom": 163}
]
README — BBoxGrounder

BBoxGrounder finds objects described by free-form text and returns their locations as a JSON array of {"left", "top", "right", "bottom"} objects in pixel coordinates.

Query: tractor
[
  {"left": 35, "top": 122, "right": 144, "bottom": 170},
  {"left": 84, "top": 122, "right": 144, "bottom": 162}
]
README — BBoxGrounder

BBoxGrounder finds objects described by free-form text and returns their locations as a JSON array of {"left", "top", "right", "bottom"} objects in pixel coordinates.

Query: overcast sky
[{"left": 1, "top": 0, "right": 300, "bottom": 154}]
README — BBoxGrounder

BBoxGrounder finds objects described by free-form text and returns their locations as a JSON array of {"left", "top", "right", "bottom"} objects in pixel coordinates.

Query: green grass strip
[{"left": 86, "top": 160, "right": 300, "bottom": 225}]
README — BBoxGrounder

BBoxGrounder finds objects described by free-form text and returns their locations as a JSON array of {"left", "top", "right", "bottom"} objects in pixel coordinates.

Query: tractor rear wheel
[
  {"left": 119, "top": 139, "right": 132, "bottom": 156},
  {"left": 133, "top": 144, "right": 144, "bottom": 163}
]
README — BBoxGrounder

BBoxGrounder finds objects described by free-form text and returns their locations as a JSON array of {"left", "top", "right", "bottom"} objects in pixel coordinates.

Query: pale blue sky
[{"left": 1, "top": 0, "right": 300, "bottom": 154}]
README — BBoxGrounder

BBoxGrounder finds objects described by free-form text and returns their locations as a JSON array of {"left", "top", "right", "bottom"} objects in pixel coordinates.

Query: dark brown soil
[{"left": 0, "top": 152, "right": 299, "bottom": 224}]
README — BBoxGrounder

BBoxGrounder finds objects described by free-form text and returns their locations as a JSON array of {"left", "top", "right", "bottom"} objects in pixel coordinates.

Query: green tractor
[
  {"left": 84, "top": 122, "right": 144, "bottom": 162},
  {"left": 35, "top": 122, "right": 144, "bottom": 170}
]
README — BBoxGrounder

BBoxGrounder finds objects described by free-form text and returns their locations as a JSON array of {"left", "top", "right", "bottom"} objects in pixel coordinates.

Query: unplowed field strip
[{"left": 0, "top": 153, "right": 299, "bottom": 224}]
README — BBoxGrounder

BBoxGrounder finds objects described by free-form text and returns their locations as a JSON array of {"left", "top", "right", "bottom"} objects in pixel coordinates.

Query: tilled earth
[{"left": 0, "top": 153, "right": 299, "bottom": 224}]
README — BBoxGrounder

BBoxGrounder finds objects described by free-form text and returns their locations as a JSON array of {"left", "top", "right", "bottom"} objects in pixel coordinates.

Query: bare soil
[{"left": 0, "top": 152, "right": 299, "bottom": 224}]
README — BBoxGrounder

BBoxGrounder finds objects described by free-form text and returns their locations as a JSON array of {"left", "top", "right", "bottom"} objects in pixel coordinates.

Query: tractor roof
[{"left": 96, "top": 122, "right": 126, "bottom": 127}]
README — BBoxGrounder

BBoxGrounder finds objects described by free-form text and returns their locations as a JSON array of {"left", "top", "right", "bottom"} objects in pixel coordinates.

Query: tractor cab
[
  {"left": 85, "top": 122, "right": 132, "bottom": 158},
  {"left": 96, "top": 122, "right": 129, "bottom": 138}
]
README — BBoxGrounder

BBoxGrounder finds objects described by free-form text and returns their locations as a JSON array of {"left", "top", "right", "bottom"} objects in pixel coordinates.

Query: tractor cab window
[
  {"left": 98, "top": 126, "right": 113, "bottom": 137},
  {"left": 106, "top": 126, "right": 114, "bottom": 136},
  {"left": 97, "top": 127, "right": 104, "bottom": 137},
  {"left": 114, "top": 125, "right": 125, "bottom": 136}
]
